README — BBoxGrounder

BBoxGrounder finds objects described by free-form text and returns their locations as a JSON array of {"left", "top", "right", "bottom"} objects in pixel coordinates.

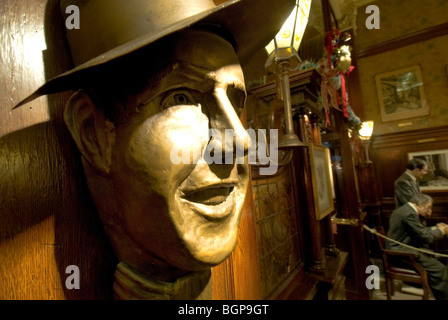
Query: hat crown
[
  {"left": 13, "top": 0, "right": 296, "bottom": 109},
  {"left": 61, "top": 0, "right": 217, "bottom": 66}
]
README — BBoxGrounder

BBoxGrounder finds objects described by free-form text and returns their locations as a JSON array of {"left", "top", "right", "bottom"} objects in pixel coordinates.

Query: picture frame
[
  {"left": 407, "top": 149, "right": 448, "bottom": 192},
  {"left": 375, "top": 65, "right": 429, "bottom": 122},
  {"left": 308, "top": 144, "right": 334, "bottom": 220}
]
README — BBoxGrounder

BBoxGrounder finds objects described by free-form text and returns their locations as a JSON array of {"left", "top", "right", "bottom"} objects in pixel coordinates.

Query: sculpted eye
[
  {"left": 162, "top": 90, "right": 197, "bottom": 109},
  {"left": 174, "top": 93, "right": 189, "bottom": 104}
]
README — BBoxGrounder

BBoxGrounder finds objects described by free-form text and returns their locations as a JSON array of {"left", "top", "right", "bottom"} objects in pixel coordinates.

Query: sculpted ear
[{"left": 64, "top": 90, "right": 115, "bottom": 176}]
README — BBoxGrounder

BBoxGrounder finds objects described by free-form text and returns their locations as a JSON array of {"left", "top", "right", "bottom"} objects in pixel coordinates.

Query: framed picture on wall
[
  {"left": 308, "top": 144, "right": 334, "bottom": 220},
  {"left": 375, "top": 65, "right": 429, "bottom": 122},
  {"left": 408, "top": 149, "right": 448, "bottom": 191}
]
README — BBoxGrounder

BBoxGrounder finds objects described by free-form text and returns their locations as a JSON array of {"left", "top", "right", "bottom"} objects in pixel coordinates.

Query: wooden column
[
  {"left": 321, "top": 0, "right": 333, "bottom": 32},
  {"left": 322, "top": 111, "right": 369, "bottom": 300},
  {"left": 294, "top": 111, "right": 326, "bottom": 272},
  {"left": 310, "top": 118, "right": 339, "bottom": 257}
]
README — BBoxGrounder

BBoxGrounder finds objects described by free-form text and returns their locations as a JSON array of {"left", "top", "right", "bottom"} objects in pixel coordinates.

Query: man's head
[
  {"left": 406, "top": 158, "right": 428, "bottom": 180},
  {"left": 63, "top": 29, "right": 251, "bottom": 280},
  {"left": 410, "top": 193, "right": 433, "bottom": 218}
]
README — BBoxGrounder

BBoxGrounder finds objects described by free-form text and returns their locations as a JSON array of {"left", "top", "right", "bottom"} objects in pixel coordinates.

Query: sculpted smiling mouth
[
  {"left": 179, "top": 182, "right": 238, "bottom": 221},
  {"left": 183, "top": 185, "right": 235, "bottom": 205}
]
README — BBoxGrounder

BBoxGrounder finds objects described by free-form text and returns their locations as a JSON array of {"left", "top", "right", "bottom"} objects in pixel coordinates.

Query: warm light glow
[
  {"left": 359, "top": 121, "right": 374, "bottom": 140},
  {"left": 265, "top": 0, "right": 312, "bottom": 61}
]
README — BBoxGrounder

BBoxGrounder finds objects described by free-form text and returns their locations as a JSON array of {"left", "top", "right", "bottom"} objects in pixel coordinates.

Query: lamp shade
[
  {"left": 359, "top": 121, "right": 374, "bottom": 140},
  {"left": 265, "top": 0, "right": 312, "bottom": 62}
]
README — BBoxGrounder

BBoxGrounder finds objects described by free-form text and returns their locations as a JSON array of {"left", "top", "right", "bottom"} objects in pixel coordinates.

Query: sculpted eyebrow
[
  {"left": 133, "top": 67, "right": 213, "bottom": 109},
  {"left": 159, "top": 62, "right": 215, "bottom": 92}
]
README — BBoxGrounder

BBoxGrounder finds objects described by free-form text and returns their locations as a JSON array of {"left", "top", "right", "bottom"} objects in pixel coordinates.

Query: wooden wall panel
[
  {"left": 1, "top": 0, "right": 63, "bottom": 300},
  {"left": 0, "top": 0, "right": 117, "bottom": 300},
  {"left": 231, "top": 175, "right": 262, "bottom": 300},
  {"left": 211, "top": 179, "right": 261, "bottom": 300}
]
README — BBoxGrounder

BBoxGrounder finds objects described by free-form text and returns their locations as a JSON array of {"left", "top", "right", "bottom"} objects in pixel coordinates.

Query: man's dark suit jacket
[
  {"left": 387, "top": 203, "right": 444, "bottom": 252},
  {"left": 394, "top": 172, "right": 420, "bottom": 208},
  {"left": 387, "top": 203, "right": 448, "bottom": 300}
]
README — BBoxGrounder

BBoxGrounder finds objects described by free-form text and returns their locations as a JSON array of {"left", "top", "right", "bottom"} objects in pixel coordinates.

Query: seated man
[
  {"left": 387, "top": 193, "right": 448, "bottom": 299},
  {"left": 394, "top": 158, "right": 428, "bottom": 208}
]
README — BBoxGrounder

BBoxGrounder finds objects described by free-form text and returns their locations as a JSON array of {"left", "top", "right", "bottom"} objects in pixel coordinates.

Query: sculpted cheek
[
  {"left": 163, "top": 106, "right": 210, "bottom": 164},
  {"left": 125, "top": 105, "right": 209, "bottom": 193}
]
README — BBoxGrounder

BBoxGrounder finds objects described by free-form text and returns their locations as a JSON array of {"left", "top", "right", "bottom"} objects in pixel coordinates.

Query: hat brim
[{"left": 14, "top": 0, "right": 295, "bottom": 108}]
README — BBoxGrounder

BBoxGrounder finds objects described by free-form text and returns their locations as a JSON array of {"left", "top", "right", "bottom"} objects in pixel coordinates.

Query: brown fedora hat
[{"left": 14, "top": 0, "right": 295, "bottom": 108}]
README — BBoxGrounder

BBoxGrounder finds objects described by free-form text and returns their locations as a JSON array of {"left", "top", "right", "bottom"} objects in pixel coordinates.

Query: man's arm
[{"left": 403, "top": 213, "right": 445, "bottom": 245}]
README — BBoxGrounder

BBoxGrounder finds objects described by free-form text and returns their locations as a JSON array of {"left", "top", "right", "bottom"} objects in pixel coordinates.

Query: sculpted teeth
[
  {"left": 180, "top": 185, "right": 237, "bottom": 221},
  {"left": 183, "top": 186, "right": 234, "bottom": 205}
]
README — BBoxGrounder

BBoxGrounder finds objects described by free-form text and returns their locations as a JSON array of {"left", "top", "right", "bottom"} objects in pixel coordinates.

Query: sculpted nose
[{"left": 212, "top": 86, "right": 251, "bottom": 157}]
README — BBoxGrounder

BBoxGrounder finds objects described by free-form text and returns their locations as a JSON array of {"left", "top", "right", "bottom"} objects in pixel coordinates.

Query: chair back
[
  {"left": 374, "top": 226, "right": 387, "bottom": 250},
  {"left": 374, "top": 226, "right": 390, "bottom": 268}
]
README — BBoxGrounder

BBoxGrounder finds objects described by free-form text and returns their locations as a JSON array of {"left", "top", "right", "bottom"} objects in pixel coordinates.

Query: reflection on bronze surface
[{"left": 14, "top": 0, "right": 297, "bottom": 299}]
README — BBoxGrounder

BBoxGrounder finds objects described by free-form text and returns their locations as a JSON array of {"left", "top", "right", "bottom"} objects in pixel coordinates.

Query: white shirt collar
[
  {"left": 405, "top": 170, "right": 417, "bottom": 182},
  {"left": 409, "top": 202, "right": 419, "bottom": 213}
]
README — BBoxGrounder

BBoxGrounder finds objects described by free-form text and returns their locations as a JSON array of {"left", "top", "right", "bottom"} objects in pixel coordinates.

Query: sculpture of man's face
[{"left": 65, "top": 29, "right": 250, "bottom": 280}]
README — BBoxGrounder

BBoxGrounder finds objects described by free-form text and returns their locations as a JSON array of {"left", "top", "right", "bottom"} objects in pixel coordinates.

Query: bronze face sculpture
[
  {"left": 15, "top": 0, "right": 295, "bottom": 299},
  {"left": 64, "top": 30, "right": 251, "bottom": 298}
]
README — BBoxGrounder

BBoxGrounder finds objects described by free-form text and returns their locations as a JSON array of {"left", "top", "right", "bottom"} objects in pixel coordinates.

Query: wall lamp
[
  {"left": 359, "top": 120, "right": 374, "bottom": 164},
  {"left": 265, "top": 0, "right": 312, "bottom": 149}
]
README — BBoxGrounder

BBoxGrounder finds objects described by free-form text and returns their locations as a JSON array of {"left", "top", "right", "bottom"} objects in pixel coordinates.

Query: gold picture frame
[
  {"left": 375, "top": 65, "right": 429, "bottom": 122},
  {"left": 309, "top": 144, "right": 334, "bottom": 220}
]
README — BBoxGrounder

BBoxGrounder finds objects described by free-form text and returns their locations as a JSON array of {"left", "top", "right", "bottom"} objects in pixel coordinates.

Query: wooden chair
[{"left": 374, "top": 226, "right": 430, "bottom": 300}]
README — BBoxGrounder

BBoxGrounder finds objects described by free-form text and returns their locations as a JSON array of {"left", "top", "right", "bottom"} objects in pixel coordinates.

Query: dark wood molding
[
  {"left": 371, "top": 125, "right": 448, "bottom": 149},
  {"left": 275, "top": 266, "right": 318, "bottom": 300},
  {"left": 356, "top": 22, "right": 448, "bottom": 59}
]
